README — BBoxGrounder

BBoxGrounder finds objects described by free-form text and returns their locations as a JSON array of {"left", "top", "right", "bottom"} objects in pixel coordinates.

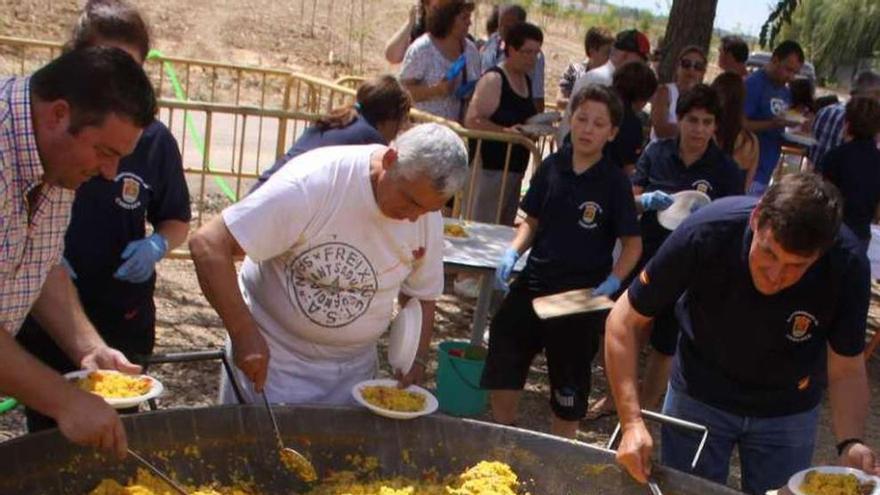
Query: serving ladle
[
  {"left": 127, "top": 447, "right": 189, "bottom": 495},
  {"left": 261, "top": 391, "right": 318, "bottom": 483}
]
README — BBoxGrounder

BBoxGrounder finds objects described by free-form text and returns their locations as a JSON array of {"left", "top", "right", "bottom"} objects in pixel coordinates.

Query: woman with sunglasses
[{"left": 650, "top": 45, "right": 708, "bottom": 141}]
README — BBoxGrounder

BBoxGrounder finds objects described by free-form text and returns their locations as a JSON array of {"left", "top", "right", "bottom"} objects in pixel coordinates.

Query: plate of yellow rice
[
  {"left": 788, "top": 466, "right": 880, "bottom": 495},
  {"left": 65, "top": 369, "right": 164, "bottom": 409},
  {"left": 351, "top": 379, "right": 438, "bottom": 420}
]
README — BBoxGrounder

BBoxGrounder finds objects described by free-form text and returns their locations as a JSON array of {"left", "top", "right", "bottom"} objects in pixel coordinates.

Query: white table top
[{"left": 442, "top": 219, "right": 527, "bottom": 272}]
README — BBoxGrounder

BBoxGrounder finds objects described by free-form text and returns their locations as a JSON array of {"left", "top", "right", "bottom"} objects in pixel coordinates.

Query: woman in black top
[{"left": 465, "top": 22, "right": 542, "bottom": 225}]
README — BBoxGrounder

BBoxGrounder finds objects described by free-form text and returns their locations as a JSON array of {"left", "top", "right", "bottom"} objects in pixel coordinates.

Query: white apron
[{"left": 219, "top": 338, "right": 378, "bottom": 405}]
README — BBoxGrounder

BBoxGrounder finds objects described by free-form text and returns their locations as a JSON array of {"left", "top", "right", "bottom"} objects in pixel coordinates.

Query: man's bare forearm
[
  {"left": 189, "top": 218, "right": 260, "bottom": 339},
  {"left": 828, "top": 350, "right": 870, "bottom": 441},
  {"left": 30, "top": 264, "right": 103, "bottom": 365},
  {"left": 0, "top": 329, "right": 80, "bottom": 420},
  {"left": 605, "top": 292, "right": 651, "bottom": 427}
]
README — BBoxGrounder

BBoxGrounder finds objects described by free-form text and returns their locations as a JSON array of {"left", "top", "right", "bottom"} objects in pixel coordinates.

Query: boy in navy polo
[
  {"left": 481, "top": 85, "right": 642, "bottom": 439},
  {"left": 613, "top": 84, "right": 742, "bottom": 415},
  {"left": 605, "top": 173, "right": 878, "bottom": 494},
  {"left": 821, "top": 96, "right": 880, "bottom": 253}
]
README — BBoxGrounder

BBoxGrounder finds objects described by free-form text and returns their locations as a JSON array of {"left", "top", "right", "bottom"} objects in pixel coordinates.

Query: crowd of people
[{"left": 1, "top": 0, "right": 880, "bottom": 493}]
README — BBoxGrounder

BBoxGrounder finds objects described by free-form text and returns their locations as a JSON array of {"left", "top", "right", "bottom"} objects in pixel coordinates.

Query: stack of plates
[{"left": 388, "top": 297, "right": 422, "bottom": 375}]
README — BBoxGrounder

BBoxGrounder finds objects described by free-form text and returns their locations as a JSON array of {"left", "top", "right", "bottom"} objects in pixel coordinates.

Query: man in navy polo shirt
[
  {"left": 605, "top": 173, "right": 878, "bottom": 494},
  {"left": 483, "top": 85, "right": 641, "bottom": 438},
  {"left": 744, "top": 41, "right": 804, "bottom": 196}
]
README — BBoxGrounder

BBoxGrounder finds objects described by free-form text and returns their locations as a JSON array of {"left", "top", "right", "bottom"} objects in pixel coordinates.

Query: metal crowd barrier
[
  {"left": 0, "top": 36, "right": 293, "bottom": 109},
  {"left": 334, "top": 75, "right": 366, "bottom": 89},
  {"left": 1, "top": 36, "right": 553, "bottom": 226},
  {"left": 153, "top": 99, "right": 322, "bottom": 258}
]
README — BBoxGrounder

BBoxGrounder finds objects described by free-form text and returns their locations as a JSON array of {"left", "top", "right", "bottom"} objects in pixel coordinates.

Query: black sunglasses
[{"left": 680, "top": 59, "right": 707, "bottom": 71}]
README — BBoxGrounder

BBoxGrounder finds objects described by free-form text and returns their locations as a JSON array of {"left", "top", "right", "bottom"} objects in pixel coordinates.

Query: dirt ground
[{"left": 2, "top": 0, "right": 880, "bottom": 492}]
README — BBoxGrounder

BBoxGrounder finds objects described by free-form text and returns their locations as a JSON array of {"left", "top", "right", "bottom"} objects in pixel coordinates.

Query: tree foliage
[
  {"left": 760, "top": 0, "right": 799, "bottom": 48},
  {"left": 762, "top": 0, "right": 880, "bottom": 79}
]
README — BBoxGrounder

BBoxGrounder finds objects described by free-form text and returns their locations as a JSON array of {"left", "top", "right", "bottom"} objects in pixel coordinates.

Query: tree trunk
[{"left": 657, "top": 0, "right": 719, "bottom": 83}]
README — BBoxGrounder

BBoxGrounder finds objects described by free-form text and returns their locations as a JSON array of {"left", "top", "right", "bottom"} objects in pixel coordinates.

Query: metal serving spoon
[
  {"left": 127, "top": 448, "right": 189, "bottom": 495},
  {"left": 261, "top": 391, "right": 318, "bottom": 483},
  {"left": 647, "top": 476, "right": 664, "bottom": 495}
]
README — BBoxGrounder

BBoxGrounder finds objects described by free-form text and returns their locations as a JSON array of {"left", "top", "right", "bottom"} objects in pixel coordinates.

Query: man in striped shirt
[
  {"left": 0, "top": 47, "right": 155, "bottom": 457},
  {"left": 810, "top": 70, "right": 880, "bottom": 168}
]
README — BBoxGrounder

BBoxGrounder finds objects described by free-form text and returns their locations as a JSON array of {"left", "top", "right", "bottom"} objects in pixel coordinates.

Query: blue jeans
[{"left": 661, "top": 385, "right": 819, "bottom": 495}]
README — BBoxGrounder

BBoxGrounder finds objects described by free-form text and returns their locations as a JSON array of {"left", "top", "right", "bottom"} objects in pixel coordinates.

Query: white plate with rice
[
  {"left": 351, "top": 378, "right": 438, "bottom": 420},
  {"left": 787, "top": 466, "right": 880, "bottom": 495},
  {"left": 65, "top": 369, "right": 163, "bottom": 409}
]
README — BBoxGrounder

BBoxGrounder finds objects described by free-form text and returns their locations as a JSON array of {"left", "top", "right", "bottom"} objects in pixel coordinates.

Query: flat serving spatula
[{"left": 531, "top": 288, "right": 615, "bottom": 320}]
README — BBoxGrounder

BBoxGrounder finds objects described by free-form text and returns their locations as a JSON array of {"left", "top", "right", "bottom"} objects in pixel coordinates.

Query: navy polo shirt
[
  {"left": 514, "top": 147, "right": 640, "bottom": 293},
  {"left": 628, "top": 196, "right": 869, "bottom": 417},
  {"left": 632, "top": 138, "right": 744, "bottom": 255},
  {"left": 252, "top": 115, "right": 385, "bottom": 192},
  {"left": 821, "top": 139, "right": 880, "bottom": 241},
  {"left": 65, "top": 120, "right": 191, "bottom": 311}
]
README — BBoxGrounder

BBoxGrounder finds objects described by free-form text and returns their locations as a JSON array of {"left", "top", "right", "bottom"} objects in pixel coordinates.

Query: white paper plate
[
  {"left": 351, "top": 379, "right": 438, "bottom": 420},
  {"left": 443, "top": 222, "right": 471, "bottom": 243},
  {"left": 657, "top": 190, "right": 711, "bottom": 231},
  {"left": 65, "top": 369, "right": 163, "bottom": 409},
  {"left": 526, "top": 111, "right": 561, "bottom": 126},
  {"left": 388, "top": 297, "right": 422, "bottom": 375},
  {"left": 787, "top": 466, "right": 880, "bottom": 495}
]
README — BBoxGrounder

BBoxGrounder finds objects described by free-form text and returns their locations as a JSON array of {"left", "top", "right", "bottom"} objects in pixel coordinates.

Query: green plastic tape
[
  {"left": 0, "top": 397, "right": 18, "bottom": 415},
  {"left": 148, "top": 49, "right": 239, "bottom": 202}
]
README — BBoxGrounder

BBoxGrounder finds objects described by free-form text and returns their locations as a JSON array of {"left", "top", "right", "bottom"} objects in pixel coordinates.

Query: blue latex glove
[
  {"left": 454, "top": 80, "right": 477, "bottom": 100},
  {"left": 639, "top": 190, "right": 674, "bottom": 211},
  {"left": 689, "top": 201, "right": 706, "bottom": 214},
  {"left": 593, "top": 274, "right": 621, "bottom": 297},
  {"left": 113, "top": 233, "right": 168, "bottom": 283},
  {"left": 494, "top": 248, "right": 520, "bottom": 291},
  {"left": 445, "top": 54, "right": 467, "bottom": 81}
]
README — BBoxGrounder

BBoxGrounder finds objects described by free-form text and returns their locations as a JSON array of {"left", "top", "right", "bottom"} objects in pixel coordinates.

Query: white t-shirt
[
  {"left": 559, "top": 61, "right": 617, "bottom": 140},
  {"left": 222, "top": 144, "right": 444, "bottom": 364},
  {"left": 573, "top": 60, "right": 615, "bottom": 90},
  {"left": 650, "top": 82, "right": 679, "bottom": 142},
  {"left": 399, "top": 34, "right": 481, "bottom": 122}
]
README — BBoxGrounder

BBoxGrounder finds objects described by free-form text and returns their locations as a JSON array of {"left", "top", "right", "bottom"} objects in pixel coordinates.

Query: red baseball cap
[{"left": 614, "top": 29, "right": 651, "bottom": 60}]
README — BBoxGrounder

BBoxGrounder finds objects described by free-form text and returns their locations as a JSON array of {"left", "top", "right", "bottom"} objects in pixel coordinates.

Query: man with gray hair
[
  {"left": 811, "top": 70, "right": 880, "bottom": 166},
  {"left": 189, "top": 123, "right": 468, "bottom": 404}
]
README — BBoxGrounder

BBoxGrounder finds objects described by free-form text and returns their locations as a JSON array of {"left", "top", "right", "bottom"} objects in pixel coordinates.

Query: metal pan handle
[
  {"left": 141, "top": 349, "right": 246, "bottom": 407},
  {"left": 605, "top": 409, "right": 708, "bottom": 469}
]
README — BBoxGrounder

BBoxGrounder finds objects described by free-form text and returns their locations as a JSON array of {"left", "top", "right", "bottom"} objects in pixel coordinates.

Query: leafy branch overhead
[
  {"left": 760, "top": 0, "right": 799, "bottom": 48},
  {"left": 761, "top": 0, "right": 880, "bottom": 80}
]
